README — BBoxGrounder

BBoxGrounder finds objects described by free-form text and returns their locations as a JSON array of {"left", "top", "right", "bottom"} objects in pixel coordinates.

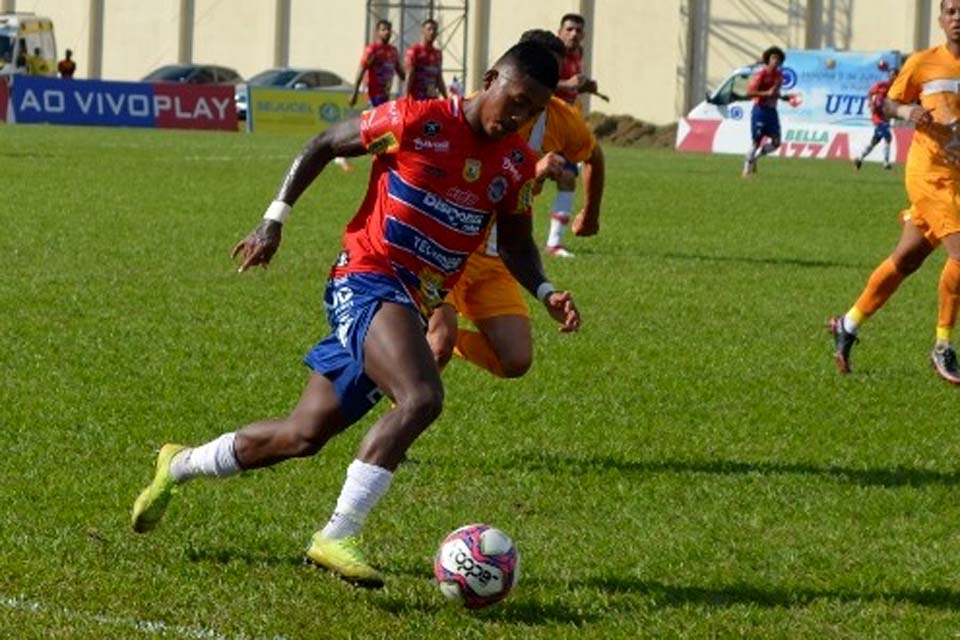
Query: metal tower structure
[{"left": 365, "top": 0, "right": 468, "bottom": 91}]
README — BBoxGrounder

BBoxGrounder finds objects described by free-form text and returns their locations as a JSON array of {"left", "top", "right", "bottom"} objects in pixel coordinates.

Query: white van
[
  {"left": 676, "top": 49, "right": 905, "bottom": 164},
  {"left": 0, "top": 13, "right": 56, "bottom": 77}
]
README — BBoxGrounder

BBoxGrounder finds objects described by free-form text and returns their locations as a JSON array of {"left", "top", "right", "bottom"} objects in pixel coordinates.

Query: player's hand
[
  {"left": 231, "top": 219, "right": 282, "bottom": 273},
  {"left": 544, "top": 291, "right": 580, "bottom": 333},
  {"left": 572, "top": 208, "right": 599, "bottom": 237},
  {"left": 348, "top": 94, "right": 358, "bottom": 108},
  {"left": 904, "top": 106, "right": 933, "bottom": 127},
  {"left": 535, "top": 152, "right": 574, "bottom": 183},
  {"left": 579, "top": 78, "right": 598, "bottom": 95}
]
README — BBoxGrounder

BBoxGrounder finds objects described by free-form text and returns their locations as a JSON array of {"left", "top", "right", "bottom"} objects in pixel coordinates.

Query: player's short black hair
[
  {"left": 494, "top": 40, "right": 560, "bottom": 90},
  {"left": 560, "top": 13, "right": 585, "bottom": 27},
  {"left": 519, "top": 29, "right": 566, "bottom": 59},
  {"left": 422, "top": 18, "right": 438, "bottom": 28},
  {"left": 761, "top": 46, "right": 786, "bottom": 64},
  {"left": 376, "top": 19, "right": 391, "bottom": 30}
]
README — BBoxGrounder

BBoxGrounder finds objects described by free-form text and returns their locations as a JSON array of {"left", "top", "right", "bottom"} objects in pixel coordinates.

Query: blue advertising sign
[
  {"left": 776, "top": 49, "right": 900, "bottom": 126},
  {"left": 13, "top": 76, "right": 157, "bottom": 127}
]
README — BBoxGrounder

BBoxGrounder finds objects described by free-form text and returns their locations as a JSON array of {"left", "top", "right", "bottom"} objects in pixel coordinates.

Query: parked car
[
  {"left": 142, "top": 64, "right": 242, "bottom": 85},
  {"left": 235, "top": 67, "right": 350, "bottom": 120}
]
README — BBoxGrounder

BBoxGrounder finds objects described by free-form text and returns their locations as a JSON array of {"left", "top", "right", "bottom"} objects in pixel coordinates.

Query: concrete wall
[{"left": 4, "top": 0, "right": 947, "bottom": 125}]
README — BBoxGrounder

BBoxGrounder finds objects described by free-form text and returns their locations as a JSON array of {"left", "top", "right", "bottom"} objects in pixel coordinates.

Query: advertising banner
[
  {"left": 247, "top": 87, "right": 361, "bottom": 135},
  {"left": 676, "top": 49, "right": 911, "bottom": 164},
  {"left": 10, "top": 76, "right": 237, "bottom": 131}
]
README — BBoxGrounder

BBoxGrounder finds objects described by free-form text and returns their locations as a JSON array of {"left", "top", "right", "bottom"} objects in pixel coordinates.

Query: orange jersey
[
  {"left": 889, "top": 45, "right": 960, "bottom": 175},
  {"left": 518, "top": 96, "right": 596, "bottom": 162}
]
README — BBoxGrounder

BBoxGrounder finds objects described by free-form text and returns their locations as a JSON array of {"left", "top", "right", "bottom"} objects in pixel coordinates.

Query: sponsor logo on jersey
[
  {"left": 367, "top": 131, "right": 399, "bottom": 155},
  {"left": 334, "top": 250, "right": 350, "bottom": 267},
  {"left": 501, "top": 156, "right": 523, "bottom": 182},
  {"left": 423, "top": 119, "right": 441, "bottom": 137},
  {"left": 463, "top": 158, "right": 482, "bottom": 182},
  {"left": 487, "top": 175, "right": 508, "bottom": 203},
  {"left": 414, "top": 137, "right": 450, "bottom": 152},
  {"left": 445, "top": 186, "right": 480, "bottom": 207},
  {"left": 509, "top": 149, "right": 525, "bottom": 165},
  {"left": 517, "top": 179, "right": 535, "bottom": 211}
]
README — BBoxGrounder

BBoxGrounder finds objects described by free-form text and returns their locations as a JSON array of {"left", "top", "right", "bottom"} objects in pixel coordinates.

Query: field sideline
[{"left": 4, "top": 124, "right": 960, "bottom": 639}]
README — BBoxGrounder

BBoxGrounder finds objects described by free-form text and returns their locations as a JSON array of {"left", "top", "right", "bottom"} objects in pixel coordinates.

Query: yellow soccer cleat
[
  {"left": 131, "top": 443, "right": 186, "bottom": 533},
  {"left": 305, "top": 533, "right": 385, "bottom": 589}
]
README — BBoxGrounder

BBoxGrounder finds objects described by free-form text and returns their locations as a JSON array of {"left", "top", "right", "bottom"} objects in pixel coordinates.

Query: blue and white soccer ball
[{"left": 434, "top": 524, "right": 520, "bottom": 608}]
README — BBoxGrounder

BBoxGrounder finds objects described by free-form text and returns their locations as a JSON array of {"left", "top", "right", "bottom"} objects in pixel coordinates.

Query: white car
[{"left": 236, "top": 68, "right": 350, "bottom": 120}]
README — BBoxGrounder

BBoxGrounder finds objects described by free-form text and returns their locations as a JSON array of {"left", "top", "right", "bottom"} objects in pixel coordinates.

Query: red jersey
[
  {"left": 868, "top": 80, "right": 891, "bottom": 125},
  {"left": 555, "top": 48, "right": 583, "bottom": 105},
  {"left": 341, "top": 97, "right": 538, "bottom": 313},
  {"left": 747, "top": 66, "right": 783, "bottom": 108},
  {"left": 57, "top": 58, "right": 76, "bottom": 79},
  {"left": 361, "top": 42, "right": 399, "bottom": 101},
  {"left": 405, "top": 42, "right": 443, "bottom": 100}
]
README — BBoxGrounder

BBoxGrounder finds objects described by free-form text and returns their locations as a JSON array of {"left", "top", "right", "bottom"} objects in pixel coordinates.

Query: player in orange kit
[{"left": 830, "top": 0, "right": 960, "bottom": 384}]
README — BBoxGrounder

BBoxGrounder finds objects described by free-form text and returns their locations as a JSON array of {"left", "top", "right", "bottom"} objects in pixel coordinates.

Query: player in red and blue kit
[
  {"left": 743, "top": 46, "right": 786, "bottom": 177},
  {"left": 854, "top": 61, "right": 898, "bottom": 171},
  {"left": 349, "top": 19, "right": 405, "bottom": 108},
  {"left": 405, "top": 18, "right": 447, "bottom": 100},
  {"left": 131, "top": 41, "right": 578, "bottom": 589}
]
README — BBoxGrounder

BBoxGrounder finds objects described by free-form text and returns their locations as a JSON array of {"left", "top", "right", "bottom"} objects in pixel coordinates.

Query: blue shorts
[
  {"left": 872, "top": 122, "right": 891, "bottom": 143},
  {"left": 564, "top": 160, "right": 580, "bottom": 177},
  {"left": 304, "top": 272, "right": 416, "bottom": 425},
  {"left": 370, "top": 95, "right": 389, "bottom": 107},
  {"left": 751, "top": 105, "right": 781, "bottom": 143}
]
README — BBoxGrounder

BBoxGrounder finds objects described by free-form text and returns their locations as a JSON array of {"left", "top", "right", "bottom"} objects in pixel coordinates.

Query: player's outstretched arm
[
  {"left": 349, "top": 62, "right": 367, "bottom": 107},
  {"left": 573, "top": 144, "right": 604, "bottom": 237},
  {"left": 497, "top": 215, "right": 580, "bottom": 333},
  {"left": 232, "top": 118, "right": 365, "bottom": 273}
]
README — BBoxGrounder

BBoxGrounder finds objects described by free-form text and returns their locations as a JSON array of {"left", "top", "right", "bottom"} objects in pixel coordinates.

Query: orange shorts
[
  {"left": 900, "top": 172, "right": 960, "bottom": 246},
  {"left": 446, "top": 253, "right": 529, "bottom": 322}
]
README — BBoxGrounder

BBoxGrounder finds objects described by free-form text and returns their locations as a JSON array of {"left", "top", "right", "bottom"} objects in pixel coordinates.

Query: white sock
[
  {"left": 859, "top": 141, "right": 876, "bottom": 161},
  {"left": 883, "top": 142, "right": 890, "bottom": 164},
  {"left": 547, "top": 190, "right": 574, "bottom": 248},
  {"left": 169, "top": 432, "right": 242, "bottom": 482},
  {"left": 842, "top": 313, "right": 859, "bottom": 335},
  {"left": 320, "top": 459, "right": 394, "bottom": 539}
]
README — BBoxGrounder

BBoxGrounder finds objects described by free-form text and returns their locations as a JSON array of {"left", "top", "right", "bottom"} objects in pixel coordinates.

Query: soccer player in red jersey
[
  {"left": 349, "top": 19, "right": 405, "bottom": 108},
  {"left": 404, "top": 18, "right": 447, "bottom": 100},
  {"left": 854, "top": 61, "right": 898, "bottom": 171},
  {"left": 742, "top": 47, "right": 786, "bottom": 177},
  {"left": 131, "top": 41, "right": 578, "bottom": 588}
]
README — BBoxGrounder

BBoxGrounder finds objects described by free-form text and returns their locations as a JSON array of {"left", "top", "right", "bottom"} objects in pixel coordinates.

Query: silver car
[{"left": 236, "top": 67, "right": 350, "bottom": 120}]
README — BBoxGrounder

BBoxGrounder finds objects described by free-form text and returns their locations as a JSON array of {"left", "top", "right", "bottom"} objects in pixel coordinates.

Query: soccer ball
[{"left": 434, "top": 524, "right": 519, "bottom": 608}]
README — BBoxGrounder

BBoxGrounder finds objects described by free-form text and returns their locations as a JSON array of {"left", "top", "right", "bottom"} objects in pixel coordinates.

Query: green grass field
[{"left": 4, "top": 123, "right": 960, "bottom": 639}]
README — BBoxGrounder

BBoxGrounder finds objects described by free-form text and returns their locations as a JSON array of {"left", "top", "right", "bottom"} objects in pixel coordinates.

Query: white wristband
[
  {"left": 536, "top": 282, "right": 556, "bottom": 304},
  {"left": 263, "top": 200, "right": 291, "bottom": 224}
]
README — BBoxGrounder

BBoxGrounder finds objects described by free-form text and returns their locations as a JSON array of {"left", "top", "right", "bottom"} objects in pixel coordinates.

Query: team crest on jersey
[
  {"left": 368, "top": 131, "right": 399, "bottom": 155},
  {"left": 334, "top": 250, "right": 350, "bottom": 267},
  {"left": 423, "top": 120, "right": 441, "bottom": 137},
  {"left": 487, "top": 175, "right": 508, "bottom": 204},
  {"left": 463, "top": 159, "right": 482, "bottom": 182},
  {"left": 509, "top": 149, "right": 525, "bottom": 165}
]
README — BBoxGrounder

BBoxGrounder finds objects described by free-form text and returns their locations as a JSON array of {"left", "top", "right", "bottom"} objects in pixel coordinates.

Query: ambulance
[
  {"left": 676, "top": 49, "right": 906, "bottom": 164},
  {"left": 0, "top": 13, "right": 56, "bottom": 77}
]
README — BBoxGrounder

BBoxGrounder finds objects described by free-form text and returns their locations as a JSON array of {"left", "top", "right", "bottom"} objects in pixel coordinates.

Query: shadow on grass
[
  {"left": 183, "top": 545, "right": 302, "bottom": 567},
  {"left": 510, "top": 452, "right": 960, "bottom": 488},
  {"left": 660, "top": 250, "right": 866, "bottom": 271},
  {"left": 371, "top": 592, "right": 597, "bottom": 626},
  {"left": 581, "top": 577, "right": 960, "bottom": 611}
]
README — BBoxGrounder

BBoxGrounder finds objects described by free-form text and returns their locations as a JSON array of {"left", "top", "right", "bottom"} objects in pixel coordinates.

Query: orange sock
[
  {"left": 853, "top": 257, "right": 906, "bottom": 318},
  {"left": 937, "top": 258, "right": 960, "bottom": 340},
  {"left": 454, "top": 329, "right": 505, "bottom": 378}
]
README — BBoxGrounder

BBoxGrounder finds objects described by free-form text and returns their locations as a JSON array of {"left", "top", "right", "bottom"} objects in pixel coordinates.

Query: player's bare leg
[{"left": 468, "top": 315, "right": 533, "bottom": 378}]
